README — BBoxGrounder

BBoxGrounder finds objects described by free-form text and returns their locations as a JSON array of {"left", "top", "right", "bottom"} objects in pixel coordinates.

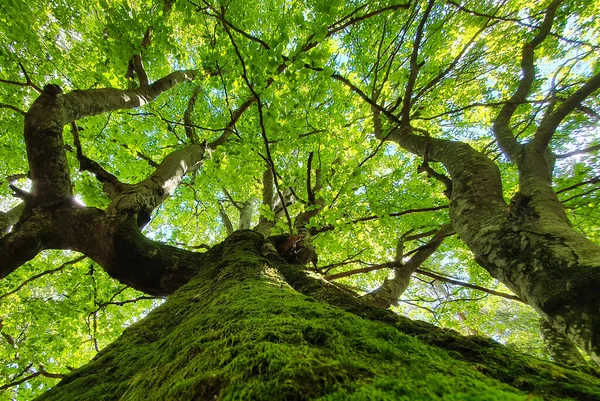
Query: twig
[
  {"left": 224, "top": 23, "right": 293, "bottom": 232},
  {"left": 0, "top": 366, "right": 65, "bottom": 391},
  {"left": 560, "top": 186, "right": 600, "bottom": 204},
  {"left": 0, "top": 256, "right": 86, "bottom": 301},
  {"left": 555, "top": 144, "right": 600, "bottom": 159},
  {"left": 415, "top": 268, "right": 524, "bottom": 302},
  {"left": 312, "top": 205, "right": 448, "bottom": 234},
  {"left": 0, "top": 63, "right": 42, "bottom": 93},
  {"left": 328, "top": 134, "right": 392, "bottom": 208},
  {"left": 324, "top": 261, "right": 397, "bottom": 280},
  {"left": 95, "top": 295, "right": 161, "bottom": 309},
  {"left": 0, "top": 103, "right": 26, "bottom": 115},
  {"left": 556, "top": 177, "right": 600, "bottom": 194},
  {"left": 445, "top": 0, "right": 599, "bottom": 51}
]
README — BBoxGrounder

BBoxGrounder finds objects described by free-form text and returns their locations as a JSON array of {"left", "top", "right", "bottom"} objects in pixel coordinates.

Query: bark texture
[
  {"left": 388, "top": 127, "right": 600, "bottom": 365},
  {"left": 0, "top": 70, "right": 203, "bottom": 293},
  {"left": 540, "top": 318, "right": 588, "bottom": 367}
]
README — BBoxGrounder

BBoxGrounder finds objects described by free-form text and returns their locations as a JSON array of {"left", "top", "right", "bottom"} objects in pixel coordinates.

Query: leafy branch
[
  {"left": 492, "top": 0, "right": 562, "bottom": 162},
  {"left": 223, "top": 21, "right": 294, "bottom": 232},
  {"left": 0, "top": 256, "right": 87, "bottom": 301},
  {"left": 0, "top": 63, "right": 42, "bottom": 93},
  {"left": 312, "top": 205, "right": 448, "bottom": 235},
  {"left": 0, "top": 366, "right": 65, "bottom": 391}
]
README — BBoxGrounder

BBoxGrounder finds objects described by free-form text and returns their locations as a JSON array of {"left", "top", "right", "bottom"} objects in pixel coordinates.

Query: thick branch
[
  {"left": 24, "top": 85, "right": 73, "bottom": 202},
  {"left": 184, "top": 86, "right": 202, "bottom": 144},
  {"left": 109, "top": 143, "right": 206, "bottom": 219},
  {"left": 362, "top": 225, "right": 452, "bottom": 308},
  {"left": 329, "top": 64, "right": 509, "bottom": 258},
  {"left": 24, "top": 71, "right": 196, "bottom": 203},
  {"left": 254, "top": 168, "right": 275, "bottom": 236},
  {"left": 125, "top": 1, "right": 174, "bottom": 85},
  {"left": 131, "top": 54, "right": 149, "bottom": 87},
  {"left": 46, "top": 207, "right": 206, "bottom": 296},
  {"left": 64, "top": 70, "right": 197, "bottom": 122},
  {"left": 238, "top": 199, "right": 256, "bottom": 230},
  {"left": 218, "top": 203, "right": 235, "bottom": 236},
  {"left": 0, "top": 219, "right": 45, "bottom": 280},
  {"left": 72, "top": 123, "right": 131, "bottom": 200},
  {"left": 539, "top": 318, "right": 588, "bottom": 367},
  {"left": 3, "top": 203, "right": 208, "bottom": 296},
  {"left": 401, "top": 0, "right": 435, "bottom": 124},
  {"left": 492, "top": 0, "right": 560, "bottom": 163},
  {"left": 533, "top": 71, "right": 600, "bottom": 151}
]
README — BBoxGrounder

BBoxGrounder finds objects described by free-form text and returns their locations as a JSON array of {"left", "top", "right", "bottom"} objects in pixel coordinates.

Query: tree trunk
[
  {"left": 35, "top": 231, "right": 600, "bottom": 401},
  {"left": 388, "top": 130, "right": 600, "bottom": 365}
]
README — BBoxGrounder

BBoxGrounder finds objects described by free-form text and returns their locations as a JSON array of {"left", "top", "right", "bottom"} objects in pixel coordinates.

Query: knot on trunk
[
  {"left": 43, "top": 84, "right": 63, "bottom": 95},
  {"left": 507, "top": 192, "right": 539, "bottom": 224},
  {"left": 263, "top": 233, "right": 318, "bottom": 267}
]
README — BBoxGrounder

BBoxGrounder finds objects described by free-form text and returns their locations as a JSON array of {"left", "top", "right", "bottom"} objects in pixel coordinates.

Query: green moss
[{"left": 36, "top": 231, "right": 600, "bottom": 401}]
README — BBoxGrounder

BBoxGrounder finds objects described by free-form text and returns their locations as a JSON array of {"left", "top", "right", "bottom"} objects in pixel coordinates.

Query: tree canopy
[{"left": 0, "top": 0, "right": 599, "bottom": 398}]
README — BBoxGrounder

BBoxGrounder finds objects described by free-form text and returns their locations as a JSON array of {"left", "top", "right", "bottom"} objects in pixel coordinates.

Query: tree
[{"left": 0, "top": 0, "right": 599, "bottom": 399}]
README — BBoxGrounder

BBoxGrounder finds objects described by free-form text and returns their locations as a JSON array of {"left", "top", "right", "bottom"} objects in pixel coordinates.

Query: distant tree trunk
[{"left": 35, "top": 231, "right": 600, "bottom": 401}]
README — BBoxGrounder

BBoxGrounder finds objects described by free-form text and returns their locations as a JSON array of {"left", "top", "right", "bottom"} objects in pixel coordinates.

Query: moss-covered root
[{"left": 36, "top": 231, "right": 600, "bottom": 401}]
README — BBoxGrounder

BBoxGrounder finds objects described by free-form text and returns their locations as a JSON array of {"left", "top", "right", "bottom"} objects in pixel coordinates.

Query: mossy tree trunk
[{"left": 36, "top": 231, "right": 600, "bottom": 401}]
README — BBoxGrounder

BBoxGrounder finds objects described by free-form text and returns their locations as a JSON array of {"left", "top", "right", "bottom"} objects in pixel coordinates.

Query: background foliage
[{"left": 0, "top": 0, "right": 598, "bottom": 398}]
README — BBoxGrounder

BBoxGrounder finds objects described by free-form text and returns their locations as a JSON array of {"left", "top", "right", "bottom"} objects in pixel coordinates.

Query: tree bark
[
  {"left": 1, "top": 70, "right": 203, "bottom": 292},
  {"left": 34, "top": 231, "right": 600, "bottom": 401},
  {"left": 388, "top": 128, "right": 600, "bottom": 364},
  {"left": 540, "top": 318, "right": 588, "bottom": 367}
]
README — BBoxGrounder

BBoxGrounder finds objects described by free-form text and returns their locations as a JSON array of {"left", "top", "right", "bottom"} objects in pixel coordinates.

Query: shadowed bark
[{"left": 1, "top": 70, "right": 203, "bottom": 295}]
